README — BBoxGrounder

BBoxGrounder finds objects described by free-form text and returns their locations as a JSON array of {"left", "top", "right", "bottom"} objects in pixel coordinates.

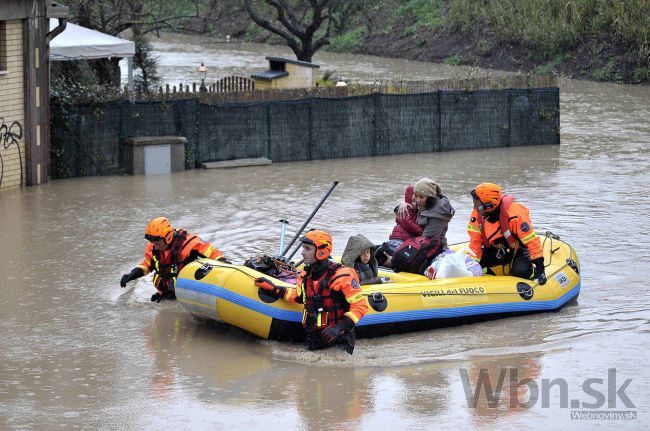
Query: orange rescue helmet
[
  {"left": 471, "top": 183, "right": 503, "bottom": 211},
  {"left": 145, "top": 217, "right": 174, "bottom": 244},
  {"left": 300, "top": 229, "right": 333, "bottom": 260}
]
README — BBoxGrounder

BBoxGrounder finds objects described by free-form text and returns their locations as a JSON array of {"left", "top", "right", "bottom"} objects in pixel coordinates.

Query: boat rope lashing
[
  {"left": 541, "top": 230, "right": 563, "bottom": 269},
  {"left": 194, "top": 261, "right": 259, "bottom": 280},
  {"left": 369, "top": 259, "right": 576, "bottom": 299},
  {"left": 368, "top": 292, "right": 387, "bottom": 312},
  {"left": 516, "top": 282, "right": 534, "bottom": 300},
  {"left": 566, "top": 258, "right": 579, "bottom": 274}
]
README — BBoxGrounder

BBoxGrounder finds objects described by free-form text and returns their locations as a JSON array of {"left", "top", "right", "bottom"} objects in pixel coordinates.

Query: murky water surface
[{"left": 3, "top": 35, "right": 650, "bottom": 430}]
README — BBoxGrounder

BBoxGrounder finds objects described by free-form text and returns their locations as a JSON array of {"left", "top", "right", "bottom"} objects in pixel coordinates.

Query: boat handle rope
[
  {"left": 193, "top": 231, "right": 580, "bottom": 297},
  {"left": 194, "top": 261, "right": 261, "bottom": 281},
  {"left": 368, "top": 260, "right": 576, "bottom": 297},
  {"left": 194, "top": 262, "right": 572, "bottom": 296},
  {"left": 196, "top": 261, "right": 541, "bottom": 297}
]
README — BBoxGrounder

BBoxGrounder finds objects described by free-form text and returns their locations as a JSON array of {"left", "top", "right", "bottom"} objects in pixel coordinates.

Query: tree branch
[
  {"left": 244, "top": 0, "right": 335, "bottom": 62},
  {"left": 266, "top": 0, "right": 303, "bottom": 35},
  {"left": 304, "top": 0, "right": 327, "bottom": 37},
  {"left": 243, "top": 0, "right": 301, "bottom": 53}
]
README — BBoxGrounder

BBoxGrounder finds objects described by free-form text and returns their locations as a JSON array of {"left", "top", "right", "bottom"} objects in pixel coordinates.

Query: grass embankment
[{"left": 328, "top": 0, "right": 650, "bottom": 84}]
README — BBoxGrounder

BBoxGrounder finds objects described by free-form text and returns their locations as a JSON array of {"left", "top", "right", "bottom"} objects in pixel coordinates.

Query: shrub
[
  {"left": 632, "top": 67, "right": 649, "bottom": 83},
  {"left": 444, "top": 54, "right": 462, "bottom": 66},
  {"left": 396, "top": 0, "right": 444, "bottom": 34},
  {"left": 327, "top": 27, "right": 367, "bottom": 52}
]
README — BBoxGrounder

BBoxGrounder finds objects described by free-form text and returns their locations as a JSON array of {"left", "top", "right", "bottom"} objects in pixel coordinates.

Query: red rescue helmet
[
  {"left": 471, "top": 183, "right": 502, "bottom": 211},
  {"left": 300, "top": 229, "right": 332, "bottom": 260},
  {"left": 145, "top": 217, "right": 174, "bottom": 244}
]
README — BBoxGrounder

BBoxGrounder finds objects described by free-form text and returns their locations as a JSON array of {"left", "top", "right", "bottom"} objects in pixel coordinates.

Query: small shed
[{"left": 251, "top": 56, "right": 319, "bottom": 89}]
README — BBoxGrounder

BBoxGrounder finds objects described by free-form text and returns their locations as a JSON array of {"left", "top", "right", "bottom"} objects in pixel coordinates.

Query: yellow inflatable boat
[{"left": 175, "top": 232, "right": 580, "bottom": 340}]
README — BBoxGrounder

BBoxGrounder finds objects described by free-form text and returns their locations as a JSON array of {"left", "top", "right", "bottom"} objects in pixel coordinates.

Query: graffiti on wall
[{"left": 0, "top": 117, "right": 24, "bottom": 188}]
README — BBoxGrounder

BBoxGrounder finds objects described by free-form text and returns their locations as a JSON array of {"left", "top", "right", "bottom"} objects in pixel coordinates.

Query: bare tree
[
  {"left": 243, "top": 0, "right": 335, "bottom": 63},
  {"left": 73, "top": 0, "right": 209, "bottom": 37},
  {"left": 67, "top": 0, "right": 213, "bottom": 87}
]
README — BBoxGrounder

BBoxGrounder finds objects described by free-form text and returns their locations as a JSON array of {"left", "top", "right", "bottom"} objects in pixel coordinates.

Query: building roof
[
  {"left": 49, "top": 19, "right": 135, "bottom": 60},
  {"left": 251, "top": 70, "right": 290, "bottom": 81},
  {"left": 265, "top": 56, "right": 320, "bottom": 68}
]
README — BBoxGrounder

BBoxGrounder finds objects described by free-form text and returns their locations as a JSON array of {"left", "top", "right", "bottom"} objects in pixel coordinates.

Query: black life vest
[
  {"left": 151, "top": 229, "right": 199, "bottom": 281},
  {"left": 301, "top": 261, "right": 350, "bottom": 330}
]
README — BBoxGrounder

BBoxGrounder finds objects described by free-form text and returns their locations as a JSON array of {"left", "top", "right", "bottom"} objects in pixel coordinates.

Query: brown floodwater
[{"left": 2, "top": 36, "right": 649, "bottom": 430}]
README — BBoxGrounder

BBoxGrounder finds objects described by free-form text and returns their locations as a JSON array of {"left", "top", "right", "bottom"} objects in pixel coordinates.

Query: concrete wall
[{"left": 0, "top": 19, "right": 25, "bottom": 191}]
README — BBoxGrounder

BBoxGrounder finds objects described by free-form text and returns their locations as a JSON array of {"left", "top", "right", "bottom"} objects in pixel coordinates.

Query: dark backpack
[{"left": 391, "top": 236, "right": 443, "bottom": 274}]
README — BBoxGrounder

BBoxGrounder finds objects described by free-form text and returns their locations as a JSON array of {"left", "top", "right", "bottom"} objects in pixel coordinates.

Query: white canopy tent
[{"left": 49, "top": 18, "right": 136, "bottom": 88}]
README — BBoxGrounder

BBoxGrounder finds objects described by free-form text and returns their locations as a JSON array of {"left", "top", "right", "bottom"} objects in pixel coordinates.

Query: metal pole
[
  {"left": 278, "top": 219, "right": 289, "bottom": 255},
  {"left": 281, "top": 181, "right": 339, "bottom": 256},
  {"left": 127, "top": 57, "right": 134, "bottom": 94},
  {"left": 285, "top": 241, "right": 302, "bottom": 261}
]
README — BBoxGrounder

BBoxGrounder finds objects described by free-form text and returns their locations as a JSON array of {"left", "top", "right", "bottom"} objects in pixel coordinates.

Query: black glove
[
  {"left": 151, "top": 293, "right": 162, "bottom": 302},
  {"left": 321, "top": 316, "right": 355, "bottom": 345},
  {"left": 533, "top": 257, "right": 547, "bottom": 285},
  {"left": 120, "top": 267, "right": 144, "bottom": 288},
  {"left": 217, "top": 256, "right": 232, "bottom": 264},
  {"left": 254, "top": 277, "right": 286, "bottom": 298}
]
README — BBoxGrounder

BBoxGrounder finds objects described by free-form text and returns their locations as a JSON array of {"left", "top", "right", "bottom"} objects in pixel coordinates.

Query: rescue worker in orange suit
[
  {"left": 467, "top": 183, "right": 547, "bottom": 284},
  {"left": 254, "top": 230, "right": 368, "bottom": 354},
  {"left": 120, "top": 217, "right": 230, "bottom": 302}
]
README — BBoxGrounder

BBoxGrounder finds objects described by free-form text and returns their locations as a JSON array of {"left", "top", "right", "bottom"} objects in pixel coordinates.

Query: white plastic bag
[
  {"left": 425, "top": 248, "right": 483, "bottom": 279},
  {"left": 437, "top": 251, "right": 473, "bottom": 278}
]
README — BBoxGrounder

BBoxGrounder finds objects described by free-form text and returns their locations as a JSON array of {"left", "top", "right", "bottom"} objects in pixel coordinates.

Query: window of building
[
  {"left": 0, "top": 21, "right": 7, "bottom": 73},
  {"left": 269, "top": 60, "right": 286, "bottom": 72}
]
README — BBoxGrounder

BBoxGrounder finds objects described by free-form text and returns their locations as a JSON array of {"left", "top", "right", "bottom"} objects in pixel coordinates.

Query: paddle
[
  {"left": 277, "top": 219, "right": 289, "bottom": 255},
  {"left": 281, "top": 181, "right": 339, "bottom": 259}
]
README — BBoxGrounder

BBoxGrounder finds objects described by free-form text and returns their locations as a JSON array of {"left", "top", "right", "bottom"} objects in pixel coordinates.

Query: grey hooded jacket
[
  {"left": 341, "top": 234, "right": 382, "bottom": 285},
  {"left": 416, "top": 195, "right": 455, "bottom": 247}
]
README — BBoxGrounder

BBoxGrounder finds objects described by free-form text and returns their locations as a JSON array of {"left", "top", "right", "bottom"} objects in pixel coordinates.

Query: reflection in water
[
  {"left": 461, "top": 354, "right": 543, "bottom": 425},
  {"left": 144, "top": 311, "right": 374, "bottom": 429},
  {"left": 144, "top": 313, "right": 191, "bottom": 400},
  {"left": 293, "top": 367, "right": 373, "bottom": 430},
  {"left": 2, "top": 40, "right": 650, "bottom": 430}
]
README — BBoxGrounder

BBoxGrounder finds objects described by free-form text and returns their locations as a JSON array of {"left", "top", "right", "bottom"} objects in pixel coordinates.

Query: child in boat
[
  {"left": 403, "top": 178, "right": 455, "bottom": 247},
  {"left": 376, "top": 184, "right": 423, "bottom": 266},
  {"left": 342, "top": 234, "right": 383, "bottom": 285},
  {"left": 390, "top": 184, "right": 423, "bottom": 244}
]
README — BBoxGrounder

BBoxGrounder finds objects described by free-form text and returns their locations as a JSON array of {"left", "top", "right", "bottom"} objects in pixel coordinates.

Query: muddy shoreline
[{"left": 200, "top": 5, "right": 647, "bottom": 85}]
